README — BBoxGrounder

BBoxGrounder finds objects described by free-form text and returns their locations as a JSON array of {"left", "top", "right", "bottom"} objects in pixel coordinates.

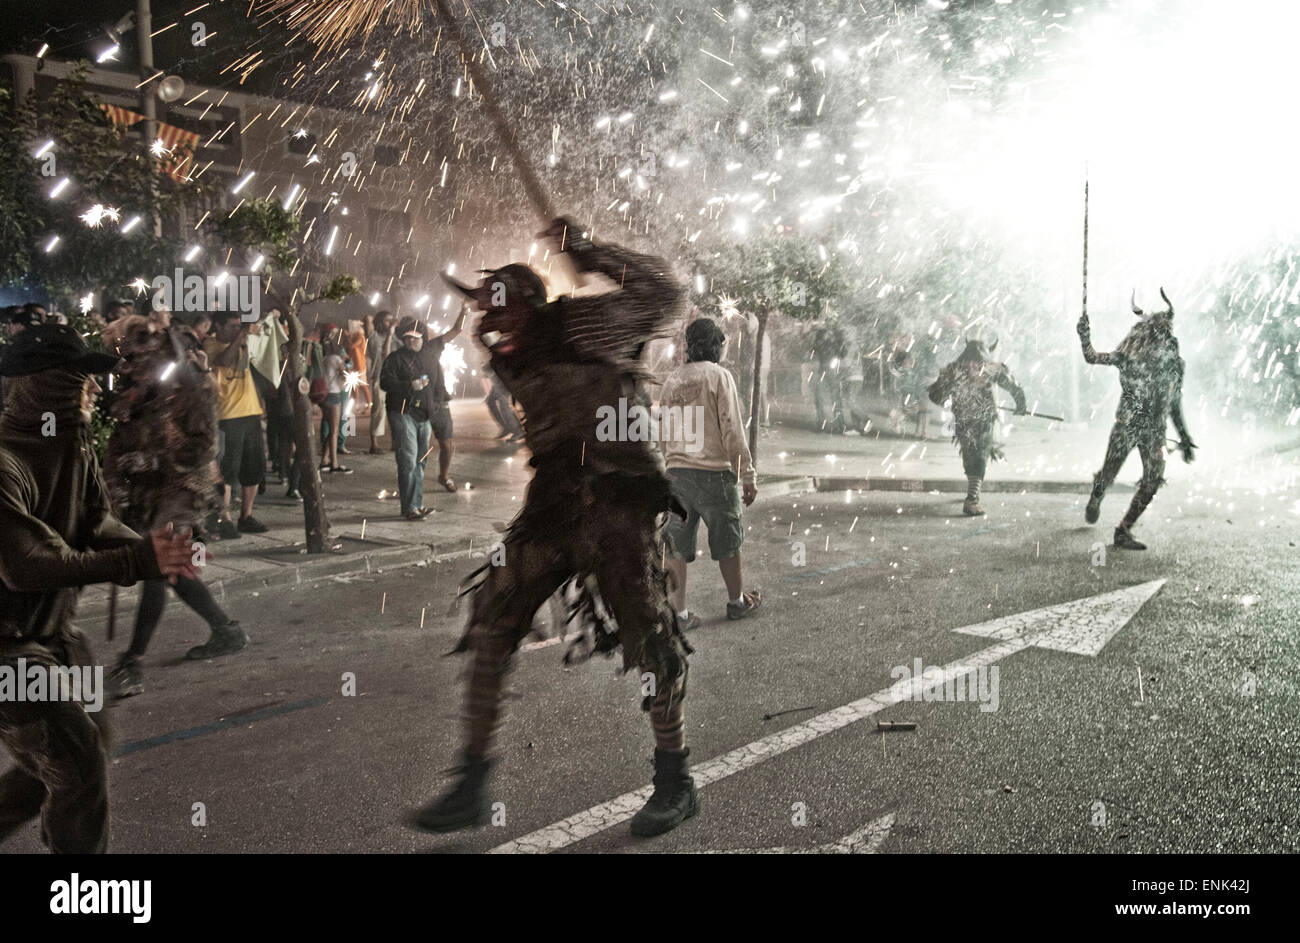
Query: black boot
[
  {"left": 185, "top": 621, "right": 248, "bottom": 660},
  {"left": 1113, "top": 526, "right": 1147, "bottom": 550},
  {"left": 629, "top": 748, "right": 699, "bottom": 837},
  {"left": 107, "top": 654, "right": 144, "bottom": 700},
  {"left": 413, "top": 751, "right": 493, "bottom": 832},
  {"left": 1085, "top": 479, "right": 1105, "bottom": 524}
]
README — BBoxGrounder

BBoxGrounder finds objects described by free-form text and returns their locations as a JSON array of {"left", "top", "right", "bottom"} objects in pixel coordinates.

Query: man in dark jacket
[
  {"left": 379, "top": 310, "right": 466, "bottom": 518},
  {"left": 0, "top": 325, "right": 199, "bottom": 853},
  {"left": 378, "top": 317, "right": 434, "bottom": 520}
]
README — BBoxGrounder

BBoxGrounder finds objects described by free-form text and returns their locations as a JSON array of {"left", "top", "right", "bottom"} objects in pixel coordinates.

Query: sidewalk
[{"left": 77, "top": 393, "right": 1299, "bottom": 617}]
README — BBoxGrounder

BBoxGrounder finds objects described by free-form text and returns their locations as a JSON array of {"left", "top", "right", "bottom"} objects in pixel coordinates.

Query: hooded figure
[
  {"left": 413, "top": 217, "right": 697, "bottom": 840},
  {"left": 1077, "top": 289, "right": 1195, "bottom": 549},
  {"left": 0, "top": 324, "right": 198, "bottom": 852},
  {"left": 929, "top": 336, "right": 1027, "bottom": 516}
]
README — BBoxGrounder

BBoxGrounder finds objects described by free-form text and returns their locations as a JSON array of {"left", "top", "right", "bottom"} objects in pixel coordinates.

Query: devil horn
[
  {"left": 1159, "top": 286, "right": 1174, "bottom": 317},
  {"left": 1131, "top": 290, "right": 1144, "bottom": 318}
]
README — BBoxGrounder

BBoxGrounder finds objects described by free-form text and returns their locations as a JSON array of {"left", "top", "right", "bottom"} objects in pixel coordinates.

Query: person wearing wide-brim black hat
[{"left": 0, "top": 323, "right": 201, "bottom": 853}]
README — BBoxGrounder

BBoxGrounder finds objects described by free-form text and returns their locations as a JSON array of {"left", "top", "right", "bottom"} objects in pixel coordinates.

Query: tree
[
  {"left": 209, "top": 198, "right": 360, "bottom": 553},
  {"left": 0, "top": 65, "right": 207, "bottom": 308},
  {"left": 697, "top": 231, "right": 847, "bottom": 457}
]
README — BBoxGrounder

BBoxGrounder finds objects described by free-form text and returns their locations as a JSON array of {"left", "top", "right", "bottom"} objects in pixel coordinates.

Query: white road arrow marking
[
  {"left": 489, "top": 579, "right": 1167, "bottom": 854},
  {"left": 702, "top": 813, "right": 895, "bottom": 855},
  {"left": 952, "top": 578, "right": 1166, "bottom": 656}
]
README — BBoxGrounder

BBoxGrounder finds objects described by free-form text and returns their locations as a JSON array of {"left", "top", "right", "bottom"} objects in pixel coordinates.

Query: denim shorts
[{"left": 665, "top": 467, "right": 744, "bottom": 562}]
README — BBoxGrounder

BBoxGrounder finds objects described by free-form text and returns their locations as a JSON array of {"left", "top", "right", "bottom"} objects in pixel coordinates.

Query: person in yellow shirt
[{"left": 204, "top": 311, "right": 268, "bottom": 539}]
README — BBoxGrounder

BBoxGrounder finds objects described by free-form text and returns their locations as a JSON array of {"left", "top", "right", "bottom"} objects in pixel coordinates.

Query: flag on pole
[{"left": 98, "top": 103, "right": 199, "bottom": 182}]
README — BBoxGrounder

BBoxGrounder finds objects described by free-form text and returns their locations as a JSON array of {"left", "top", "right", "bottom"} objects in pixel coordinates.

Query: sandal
[
  {"left": 438, "top": 477, "right": 457, "bottom": 493},
  {"left": 726, "top": 591, "right": 763, "bottom": 621}
]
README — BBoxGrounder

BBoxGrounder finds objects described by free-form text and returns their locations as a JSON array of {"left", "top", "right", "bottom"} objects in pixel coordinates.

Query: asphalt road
[{"left": 5, "top": 469, "right": 1296, "bottom": 854}]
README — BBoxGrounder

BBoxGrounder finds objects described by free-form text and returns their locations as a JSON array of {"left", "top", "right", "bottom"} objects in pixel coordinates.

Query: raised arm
[
  {"left": 439, "top": 306, "right": 469, "bottom": 344},
  {"left": 550, "top": 219, "right": 684, "bottom": 358},
  {"left": 1076, "top": 314, "right": 1121, "bottom": 366}
]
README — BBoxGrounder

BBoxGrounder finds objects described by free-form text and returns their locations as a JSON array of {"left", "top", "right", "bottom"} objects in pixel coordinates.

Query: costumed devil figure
[
  {"left": 102, "top": 316, "right": 246, "bottom": 700},
  {"left": 414, "top": 217, "right": 697, "bottom": 838},
  {"left": 929, "top": 335, "right": 1027, "bottom": 516},
  {"left": 1077, "top": 289, "right": 1196, "bottom": 550}
]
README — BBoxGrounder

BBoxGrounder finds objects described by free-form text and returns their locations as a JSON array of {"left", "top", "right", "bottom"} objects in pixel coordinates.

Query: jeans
[{"left": 389, "top": 411, "right": 431, "bottom": 514}]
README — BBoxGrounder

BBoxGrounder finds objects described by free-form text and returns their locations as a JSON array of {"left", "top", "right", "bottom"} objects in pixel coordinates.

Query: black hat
[
  {"left": 396, "top": 316, "right": 425, "bottom": 338},
  {"left": 0, "top": 323, "right": 120, "bottom": 378}
]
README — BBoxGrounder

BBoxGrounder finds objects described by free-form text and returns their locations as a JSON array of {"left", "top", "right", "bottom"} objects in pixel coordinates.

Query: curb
[{"left": 808, "top": 477, "right": 1121, "bottom": 495}]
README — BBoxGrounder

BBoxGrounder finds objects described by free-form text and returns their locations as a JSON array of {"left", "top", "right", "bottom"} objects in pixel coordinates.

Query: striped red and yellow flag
[
  {"left": 156, "top": 120, "right": 200, "bottom": 183},
  {"left": 98, "top": 104, "right": 198, "bottom": 183},
  {"left": 99, "top": 103, "right": 145, "bottom": 129}
]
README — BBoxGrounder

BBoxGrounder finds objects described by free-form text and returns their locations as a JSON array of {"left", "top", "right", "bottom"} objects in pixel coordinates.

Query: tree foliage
[
  {"left": 697, "top": 232, "right": 846, "bottom": 321},
  {"left": 0, "top": 65, "right": 208, "bottom": 306}
]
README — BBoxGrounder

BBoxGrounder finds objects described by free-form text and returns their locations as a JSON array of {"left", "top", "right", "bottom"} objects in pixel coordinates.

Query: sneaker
[
  {"left": 679, "top": 612, "right": 702, "bottom": 632},
  {"left": 962, "top": 498, "right": 984, "bottom": 517},
  {"left": 403, "top": 507, "right": 431, "bottom": 521},
  {"left": 218, "top": 519, "right": 241, "bottom": 540},
  {"left": 185, "top": 621, "right": 248, "bottom": 661},
  {"left": 726, "top": 591, "right": 762, "bottom": 621},
  {"left": 107, "top": 656, "right": 144, "bottom": 700},
  {"left": 285, "top": 488, "right": 302, "bottom": 501},
  {"left": 629, "top": 748, "right": 700, "bottom": 837},
  {"left": 412, "top": 752, "right": 493, "bottom": 832},
  {"left": 237, "top": 515, "right": 269, "bottom": 534},
  {"left": 1113, "top": 526, "right": 1147, "bottom": 551},
  {"left": 330, "top": 466, "right": 354, "bottom": 475}
]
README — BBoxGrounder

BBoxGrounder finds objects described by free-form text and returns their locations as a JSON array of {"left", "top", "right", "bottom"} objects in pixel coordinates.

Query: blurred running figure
[
  {"left": 1078, "top": 289, "right": 1196, "bottom": 550},
  {"left": 103, "top": 317, "right": 246, "bottom": 699},
  {"left": 415, "top": 217, "right": 696, "bottom": 839},
  {"left": 659, "top": 318, "right": 760, "bottom": 627}
]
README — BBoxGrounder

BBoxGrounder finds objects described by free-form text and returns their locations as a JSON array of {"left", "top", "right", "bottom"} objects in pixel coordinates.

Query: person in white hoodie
[{"left": 659, "top": 317, "right": 761, "bottom": 626}]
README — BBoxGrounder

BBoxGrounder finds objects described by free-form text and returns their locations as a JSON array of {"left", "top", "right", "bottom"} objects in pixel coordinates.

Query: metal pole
[{"left": 136, "top": 0, "right": 162, "bottom": 237}]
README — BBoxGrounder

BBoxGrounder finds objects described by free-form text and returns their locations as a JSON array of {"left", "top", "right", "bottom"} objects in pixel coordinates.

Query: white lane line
[
  {"left": 489, "top": 579, "right": 1166, "bottom": 854},
  {"left": 702, "top": 813, "right": 896, "bottom": 854}
]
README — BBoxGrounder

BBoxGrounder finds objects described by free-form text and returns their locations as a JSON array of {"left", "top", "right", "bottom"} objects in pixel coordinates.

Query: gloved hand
[
  {"left": 1179, "top": 438, "right": 1197, "bottom": 463},
  {"left": 1014, "top": 404, "right": 1028, "bottom": 417},
  {"left": 1076, "top": 314, "right": 1091, "bottom": 339}
]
